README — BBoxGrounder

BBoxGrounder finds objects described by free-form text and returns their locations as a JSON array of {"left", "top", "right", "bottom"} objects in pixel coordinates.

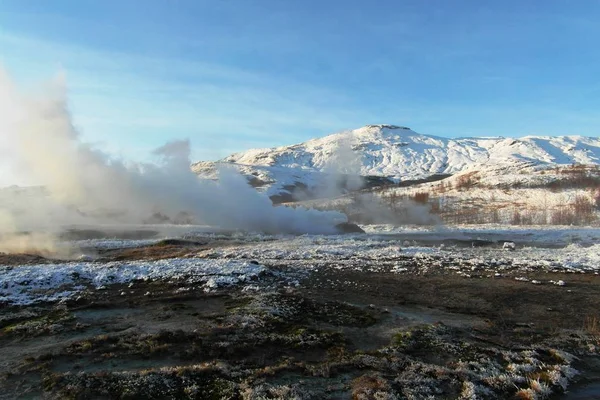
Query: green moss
[
  {"left": 1, "top": 310, "right": 74, "bottom": 337},
  {"left": 224, "top": 296, "right": 252, "bottom": 311},
  {"left": 392, "top": 331, "right": 414, "bottom": 347}
]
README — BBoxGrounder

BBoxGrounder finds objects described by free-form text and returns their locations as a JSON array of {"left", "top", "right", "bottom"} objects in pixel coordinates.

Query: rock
[
  {"left": 503, "top": 241, "right": 516, "bottom": 251},
  {"left": 335, "top": 223, "right": 365, "bottom": 234}
]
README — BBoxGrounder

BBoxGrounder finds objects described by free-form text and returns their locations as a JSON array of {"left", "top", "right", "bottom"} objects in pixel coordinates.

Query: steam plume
[{"left": 0, "top": 68, "right": 347, "bottom": 253}]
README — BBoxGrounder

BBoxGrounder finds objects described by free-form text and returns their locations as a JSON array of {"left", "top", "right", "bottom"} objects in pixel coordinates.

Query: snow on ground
[
  {"left": 361, "top": 224, "right": 600, "bottom": 242},
  {"left": 0, "top": 259, "right": 266, "bottom": 305},
  {"left": 73, "top": 239, "right": 161, "bottom": 250},
  {"left": 3, "top": 224, "right": 600, "bottom": 306},
  {"left": 199, "top": 231, "right": 600, "bottom": 272},
  {"left": 363, "top": 224, "right": 600, "bottom": 246}
]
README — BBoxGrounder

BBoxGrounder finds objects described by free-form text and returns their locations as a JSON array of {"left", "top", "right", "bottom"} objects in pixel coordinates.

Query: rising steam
[{"left": 0, "top": 68, "right": 347, "bottom": 254}]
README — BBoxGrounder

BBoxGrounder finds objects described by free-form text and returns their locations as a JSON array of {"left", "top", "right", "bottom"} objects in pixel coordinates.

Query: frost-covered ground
[
  {"left": 2, "top": 224, "right": 600, "bottom": 306},
  {"left": 0, "top": 259, "right": 266, "bottom": 305},
  {"left": 194, "top": 224, "right": 600, "bottom": 271},
  {"left": 2, "top": 224, "right": 600, "bottom": 399},
  {"left": 364, "top": 224, "right": 600, "bottom": 247},
  {"left": 201, "top": 228, "right": 600, "bottom": 262}
]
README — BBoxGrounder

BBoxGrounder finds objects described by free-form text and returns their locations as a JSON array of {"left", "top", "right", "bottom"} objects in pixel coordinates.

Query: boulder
[{"left": 502, "top": 241, "right": 516, "bottom": 251}]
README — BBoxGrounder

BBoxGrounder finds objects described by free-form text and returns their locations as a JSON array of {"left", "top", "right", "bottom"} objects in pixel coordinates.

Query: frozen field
[
  {"left": 1, "top": 224, "right": 600, "bottom": 399},
  {"left": 2, "top": 224, "right": 600, "bottom": 306}
]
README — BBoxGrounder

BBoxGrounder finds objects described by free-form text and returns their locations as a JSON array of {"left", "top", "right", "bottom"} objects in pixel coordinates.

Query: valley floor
[{"left": 1, "top": 225, "right": 600, "bottom": 399}]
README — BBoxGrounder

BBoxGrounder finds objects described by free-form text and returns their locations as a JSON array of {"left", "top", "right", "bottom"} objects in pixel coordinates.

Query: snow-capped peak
[{"left": 192, "top": 124, "right": 600, "bottom": 197}]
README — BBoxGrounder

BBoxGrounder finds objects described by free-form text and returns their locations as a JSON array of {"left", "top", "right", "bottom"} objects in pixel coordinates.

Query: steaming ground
[
  {"left": 1, "top": 224, "right": 600, "bottom": 398},
  {"left": 2, "top": 224, "right": 600, "bottom": 305},
  {"left": 0, "top": 68, "right": 348, "bottom": 256}
]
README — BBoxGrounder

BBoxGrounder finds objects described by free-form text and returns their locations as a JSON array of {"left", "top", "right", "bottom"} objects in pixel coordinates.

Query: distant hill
[{"left": 192, "top": 124, "right": 600, "bottom": 202}]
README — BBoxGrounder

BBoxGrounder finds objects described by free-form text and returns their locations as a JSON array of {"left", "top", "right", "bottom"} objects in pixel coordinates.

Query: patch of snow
[{"left": 0, "top": 259, "right": 266, "bottom": 305}]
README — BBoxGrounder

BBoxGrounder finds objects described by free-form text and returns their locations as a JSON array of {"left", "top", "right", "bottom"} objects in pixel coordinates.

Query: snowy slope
[{"left": 192, "top": 124, "right": 600, "bottom": 197}]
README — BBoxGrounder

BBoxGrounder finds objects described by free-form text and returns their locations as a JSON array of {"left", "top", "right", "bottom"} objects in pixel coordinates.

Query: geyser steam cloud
[{"left": 0, "top": 68, "right": 347, "bottom": 248}]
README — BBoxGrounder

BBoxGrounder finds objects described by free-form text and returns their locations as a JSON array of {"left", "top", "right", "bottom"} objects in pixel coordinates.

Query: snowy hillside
[{"left": 192, "top": 124, "right": 600, "bottom": 199}]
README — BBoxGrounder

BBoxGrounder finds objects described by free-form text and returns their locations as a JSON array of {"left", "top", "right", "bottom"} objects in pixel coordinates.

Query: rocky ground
[{"left": 1, "top": 232, "right": 600, "bottom": 399}]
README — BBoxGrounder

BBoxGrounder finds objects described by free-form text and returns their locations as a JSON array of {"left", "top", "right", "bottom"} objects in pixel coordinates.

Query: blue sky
[{"left": 1, "top": 0, "right": 600, "bottom": 162}]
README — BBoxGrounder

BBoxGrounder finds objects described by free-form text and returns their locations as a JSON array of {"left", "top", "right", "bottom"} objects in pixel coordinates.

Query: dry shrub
[
  {"left": 546, "top": 165, "right": 600, "bottom": 191},
  {"left": 511, "top": 210, "right": 522, "bottom": 225},
  {"left": 438, "top": 181, "right": 447, "bottom": 193},
  {"left": 411, "top": 191, "right": 429, "bottom": 204},
  {"left": 573, "top": 195, "right": 594, "bottom": 216},
  {"left": 430, "top": 199, "right": 441, "bottom": 214},
  {"left": 351, "top": 374, "right": 389, "bottom": 399},
  {"left": 551, "top": 196, "right": 596, "bottom": 225},
  {"left": 584, "top": 315, "right": 600, "bottom": 336},
  {"left": 550, "top": 209, "right": 576, "bottom": 225},
  {"left": 559, "top": 164, "right": 589, "bottom": 175},
  {"left": 514, "top": 388, "right": 536, "bottom": 400},
  {"left": 491, "top": 208, "right": 500, "bottom": 224},
  {"left": 455, "top": 172, "right": 479, "bottom": 190}
]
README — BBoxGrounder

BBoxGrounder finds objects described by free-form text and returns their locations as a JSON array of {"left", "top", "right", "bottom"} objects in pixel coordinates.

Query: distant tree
[
  {"left": 412, "top": 191, "right": 429, "bottom": 204},
  {"left": 551, "top": 208, "right": 576, "bottom": 225},
  {"left": 491, "top": 208, "right": 500, "bottom": 224},
  {"left": 510, "top": 209, "right": 522, "bottom": 225}
]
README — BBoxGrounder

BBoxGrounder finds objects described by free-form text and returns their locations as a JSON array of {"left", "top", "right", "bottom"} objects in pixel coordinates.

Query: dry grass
[
  {"left": 455, "top": 171, "right": 480, "bottom": 190},
  {"left": 583, "top": 315, "right": 600, "bottom": 336},
  {"left": 411, "top": 191, "right": 430, "bottom": 204},
  {"left": 351, "top": 374, "right": 389, "bottom": 399},
  {"left": 514, "top": 388, "right": 536, "bottom": 400}
]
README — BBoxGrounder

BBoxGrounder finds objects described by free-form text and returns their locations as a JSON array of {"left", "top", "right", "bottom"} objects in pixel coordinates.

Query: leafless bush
[
  {"left": 455, "top": 172, "right": 479, "bottom": 190},
  {"left": 584, "top": 315, "right": 600, "bottom": 336},
  {"left": 511, "top": 210, "right": 522, "bottom": 225},
  {"left": 351, "top": 375, "right": 390, "bottom": 400},
  {"left": 574, "top": 195, "right": 594, "bottom": 216},
  {"left": 550, "top": 209, "right": 577, "bottom": 225},
  {"left": 491, "top": 208, "right": 501, "bottom": 224},
  {"left": 594, "top": 188, "right": 600, "bottom": 209},
  {"left": 411, "top": 191, "right": 429, "bottom": 204}
]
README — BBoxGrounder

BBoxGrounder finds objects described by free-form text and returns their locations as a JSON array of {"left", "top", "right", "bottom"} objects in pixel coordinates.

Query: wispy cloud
[
  {"left": 2, "top": 0, "right": 599, "bottom": 163},
  {"left": 0, "top": 31, "right": 371, "bottom": 161}
]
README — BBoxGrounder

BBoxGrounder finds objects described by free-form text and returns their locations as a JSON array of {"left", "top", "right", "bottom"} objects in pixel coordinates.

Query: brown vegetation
[
  {"left": 455, "top": 171, "right": 480, "bottom": 190},
  {"left": 411, "top": 191, "right": 429, "bottom": 204}
]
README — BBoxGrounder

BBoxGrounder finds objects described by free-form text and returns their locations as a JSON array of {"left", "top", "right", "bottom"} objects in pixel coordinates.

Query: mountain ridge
[{"left": 192, "top": 125, "right": 600, "bottom": 198}]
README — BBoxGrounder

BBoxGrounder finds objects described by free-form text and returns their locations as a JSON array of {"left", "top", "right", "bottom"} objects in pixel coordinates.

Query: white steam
[
  {"left": 319, "top": 136, "right": 364, "bottom": 197},
  {"left": 291, "top": 134, "right": 365, "bottom": 202},
  {"left": 0, "top": 68, "right": 347, "bottom": 250}
]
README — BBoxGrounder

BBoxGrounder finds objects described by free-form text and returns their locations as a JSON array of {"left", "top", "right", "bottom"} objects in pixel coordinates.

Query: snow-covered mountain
[{"left": 192, "top": 124, "right": 600, "bottom": 200}]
